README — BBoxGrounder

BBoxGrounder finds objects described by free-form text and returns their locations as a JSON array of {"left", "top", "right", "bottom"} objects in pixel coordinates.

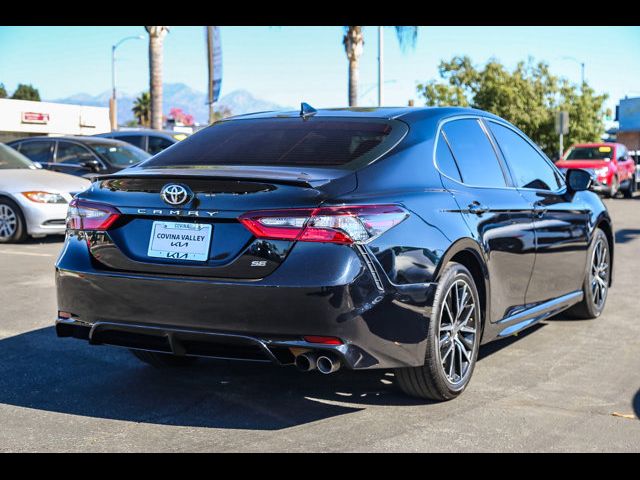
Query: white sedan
[{"left": 0, "top": 143, "right": 90, "bottom": 243}]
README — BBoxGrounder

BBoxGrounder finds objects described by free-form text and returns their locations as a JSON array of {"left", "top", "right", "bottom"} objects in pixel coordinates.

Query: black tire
[
  {"left": 395, "top": 262, "right": 481, "bottom": 401},
  {"left": 622, "top": 175, "right": 635, "bottom": 198},
  {"left": 0, "top": 198, "right": 27, "bottom": 244},
  {"left": 130, "top": 349, "right": 199, "bottom": 368},
  {"left": 608, "top": 176, "right": 619, "bottom": 198},
  {"left": 565, "top": 228, "right": 610, "bottom": 319}
]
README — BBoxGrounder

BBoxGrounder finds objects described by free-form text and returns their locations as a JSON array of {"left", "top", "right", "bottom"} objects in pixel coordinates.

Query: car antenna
[{"left": 300, "top": 102, "right": 317, "bottom": 120}]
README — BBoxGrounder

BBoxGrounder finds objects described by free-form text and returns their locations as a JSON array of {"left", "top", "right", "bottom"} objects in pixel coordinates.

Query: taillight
[
  {"left": 66, "top": 198, "right": 121, "bottom": 231},
  {"left": 239, "top": 205, "right": 408, "bottom": 245}
]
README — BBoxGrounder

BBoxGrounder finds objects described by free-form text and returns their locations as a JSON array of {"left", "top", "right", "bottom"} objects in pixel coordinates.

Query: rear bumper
[{"left": 55, "top": 235, "right": 437, "bottom": 369}]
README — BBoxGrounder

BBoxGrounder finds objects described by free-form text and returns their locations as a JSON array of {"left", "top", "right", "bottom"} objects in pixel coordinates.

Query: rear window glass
[
  {"left": 139, "top": 118, "right": 406, "bottom": 169},
  {"left": 566, "top": 146, "right": 613, "bottom": 161}
]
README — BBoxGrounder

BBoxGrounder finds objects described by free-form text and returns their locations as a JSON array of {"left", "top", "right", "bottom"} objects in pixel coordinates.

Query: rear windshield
[
  {"left": 566, "top": 146, "right": 613, "bottom": 161},
  {"left": 138, "top": 117, "right": 406, "bottom": 169}
]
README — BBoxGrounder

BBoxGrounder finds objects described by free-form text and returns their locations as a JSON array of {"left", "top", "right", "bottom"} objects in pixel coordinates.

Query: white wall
[{"left": 0, "top": 98, "right": 110, "bottom": 138}]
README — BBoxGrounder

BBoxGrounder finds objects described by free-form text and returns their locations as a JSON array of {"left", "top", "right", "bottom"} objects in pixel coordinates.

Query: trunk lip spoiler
[{"left": 93, "top": 170, "right": 339, "bottom": 189}]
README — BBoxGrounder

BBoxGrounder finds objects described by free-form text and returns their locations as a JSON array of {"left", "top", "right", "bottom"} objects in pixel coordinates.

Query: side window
[
  {"left": 435, "top": 132, "right": 461, "bottom": 181},
  {"left": 56, "top": 142, "right": 97, "bottom": 164},
  {"left": 118, "top": 135, "right": 146, "bottom": 150},
  {"left": 442, "top": 119, "right": 506, "bottom": 187},
  {"left": 617, "top": 146, "right": 626, "bottom": 161},
  {"left": 18, "top": 141, "right": 53, "bottom": 163},
  {"left": 148, "top": 136, "right": 174, "bottom": 155},
  {"left": 488, "top": 122, "right": 561, "bottom": 191}
]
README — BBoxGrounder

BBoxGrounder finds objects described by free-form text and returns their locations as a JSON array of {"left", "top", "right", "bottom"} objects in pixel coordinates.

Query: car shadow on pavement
[
  {"left": 615, "top": 228, "right": 640, "bottom": 244},
  {"left": 0, "top": 324, "right": 552, "bottom": 430},
  {"left": 0, "top": 326, "right": 430, "bottom": 431},
  {"left": 23, "top": 235, "right": 65, "bottom": 245}
]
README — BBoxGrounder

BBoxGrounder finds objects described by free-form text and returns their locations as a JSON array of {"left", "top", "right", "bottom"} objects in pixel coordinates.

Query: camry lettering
[{"left": 135, "top": 209, "right": 218, "bottom": 217}]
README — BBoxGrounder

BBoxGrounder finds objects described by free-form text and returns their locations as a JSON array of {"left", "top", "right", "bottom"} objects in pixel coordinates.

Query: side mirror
[
  {"left": 78, "top": 158, "right": 101, "bottom": 172},
  {"left": 33, "top": 161, "right": 43, "bottom": 169},
  {"left": 566, "top": 169, "right": 592, "bottom": 192}
]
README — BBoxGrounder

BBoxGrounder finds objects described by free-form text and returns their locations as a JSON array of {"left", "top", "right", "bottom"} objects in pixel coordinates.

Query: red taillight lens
[
  {"left": 303, "top": 336, "right": 343, "bottom": 345},
  {"left": 66, "top": 199, "right": 121, "bottom": 231},
  {"left": 239, "top": 205, "right": 408, "bottom": 245}
]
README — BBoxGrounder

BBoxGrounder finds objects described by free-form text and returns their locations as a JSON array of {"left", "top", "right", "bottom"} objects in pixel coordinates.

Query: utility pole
[
  {"left": 377, "top": 26, "right": 384, "bottom": 107},
  {"left": 206, "top": 26, "right": 215, "bottom": 124}
]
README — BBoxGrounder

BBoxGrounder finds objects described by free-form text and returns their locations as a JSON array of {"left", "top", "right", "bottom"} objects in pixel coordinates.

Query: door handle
[{"left": 468, "top": 202, "right": 489, "bottom": 215}]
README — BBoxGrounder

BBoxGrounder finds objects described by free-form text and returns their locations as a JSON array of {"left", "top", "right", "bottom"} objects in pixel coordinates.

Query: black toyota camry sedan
[{"left": 55, "top": 106, "right": 613, "bottom": 401}]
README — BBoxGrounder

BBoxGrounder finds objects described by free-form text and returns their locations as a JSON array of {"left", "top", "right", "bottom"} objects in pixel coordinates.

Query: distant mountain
[{"left": 50, "top": 83, "right": 289, "bottom": 125}]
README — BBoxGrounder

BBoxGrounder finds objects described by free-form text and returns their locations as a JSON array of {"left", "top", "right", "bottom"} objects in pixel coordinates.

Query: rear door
[
  {"left": 437, "top": 117, "right": 536, "bottom": 323},
  {"left": 485, "top": 120, "right": 590, "bottom": 304},
  {"left": 15, "top": 140, "right": 54, "bottom": 166},
  {"left": 616, "top": 144, "right": 635, "bottom": 183}
]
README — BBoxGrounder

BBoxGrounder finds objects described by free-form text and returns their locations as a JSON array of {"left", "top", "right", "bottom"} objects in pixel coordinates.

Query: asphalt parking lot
[{"left": 0, "top": 197, "right": 639, "bottom": 452}]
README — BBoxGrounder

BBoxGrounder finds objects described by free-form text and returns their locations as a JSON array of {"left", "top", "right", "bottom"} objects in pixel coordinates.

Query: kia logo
[{"left": 160, "top": 184, "right": 193, "bottom": 206}]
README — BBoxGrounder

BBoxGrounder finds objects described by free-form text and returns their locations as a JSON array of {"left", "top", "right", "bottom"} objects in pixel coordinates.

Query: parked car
[
  {"left": 7, "top": 136, "right": 151, "bottom": 179},
  {"left": 94, "top": 129, "right": 188, "bottom": 155},
  {"left": 55, "top": 106, "right": 612, "bottom": 401},
  {"left": 0, "top": 143, "right": 90, "bottom": 243},
  {"left": 555, "top": 142, "right": 636, "bottom": 198}
]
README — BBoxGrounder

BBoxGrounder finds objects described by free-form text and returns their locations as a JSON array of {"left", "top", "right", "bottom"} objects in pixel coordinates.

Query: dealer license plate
[{"left": 147, "top": 221, "right": 212, "bottom": 262}]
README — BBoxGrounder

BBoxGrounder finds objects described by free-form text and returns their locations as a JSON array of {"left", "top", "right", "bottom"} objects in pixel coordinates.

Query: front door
[
  {"left": 437, "top": 118, "right": 536, "bottom": 323},
  {"left": 485, "top": 120, "right": 590, "bottom": 305}
]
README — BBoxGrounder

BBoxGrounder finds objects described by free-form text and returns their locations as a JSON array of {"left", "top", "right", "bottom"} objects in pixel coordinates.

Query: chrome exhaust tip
[
  {"left": 316, "top": 354, "right": 341, "bottom": 374},
  {"left": 295, "top": 352, "right": 318, "bottom": 372}
]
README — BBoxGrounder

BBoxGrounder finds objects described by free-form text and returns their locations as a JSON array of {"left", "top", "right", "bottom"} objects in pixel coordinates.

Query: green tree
[
  {"left": 0, "top": 83, "right": 7, "bottom": 98},
  {"left": 11, "top": 83, "right": 41, "bottom": 101},
  {"left": 418, "top": 56, "right": 609, "bottom": 157},
  {"left": 343, "top": 26, "right": 418, "bottom": 106},
  {"left": 132, "top": 91, "right": 151, "bottom": 127},
  {"left": 212, "top": 105, "right": 233, "bottom": 122}
]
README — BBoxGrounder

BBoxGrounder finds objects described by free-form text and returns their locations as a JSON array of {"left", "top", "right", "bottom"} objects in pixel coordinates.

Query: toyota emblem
[{"left": 160, "top": 184, "right": 193, "bottom": 206}]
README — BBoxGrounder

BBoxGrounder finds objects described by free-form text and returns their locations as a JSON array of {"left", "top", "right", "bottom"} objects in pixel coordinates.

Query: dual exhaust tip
[{"left": 295, "top": 351, "right": 341, "bottom": 374}]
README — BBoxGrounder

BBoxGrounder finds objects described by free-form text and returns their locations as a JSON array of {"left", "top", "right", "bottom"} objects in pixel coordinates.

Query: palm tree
[
  {"left": 132, "top": 91, "right": 151, "bottom": 127},
  {"left": 343, "top": 26, "right": 418, "bottom": 107},
  {"left": 145, "top": 26, "right": 169, "bottom": 130}
]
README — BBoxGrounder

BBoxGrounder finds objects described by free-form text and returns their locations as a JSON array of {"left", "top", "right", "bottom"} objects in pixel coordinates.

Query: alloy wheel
[
  {"left": 438, "top": 278, "right": 477, "bottom": 385},
  {"left": 590, "top": 237, "right": 609, "bottom": 310},
  {"left": 0, "top": 204, "right": 17, "bottom": 240}
]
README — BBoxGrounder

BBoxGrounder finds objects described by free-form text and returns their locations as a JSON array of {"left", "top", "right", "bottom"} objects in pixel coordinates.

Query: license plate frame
[{"left": 147, "top": 221, "right": 213, "bottom": 262}]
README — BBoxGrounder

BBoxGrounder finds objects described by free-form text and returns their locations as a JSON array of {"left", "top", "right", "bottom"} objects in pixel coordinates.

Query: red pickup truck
[{"left": 556, "top": 142, "right": 637, "bottom": 198}]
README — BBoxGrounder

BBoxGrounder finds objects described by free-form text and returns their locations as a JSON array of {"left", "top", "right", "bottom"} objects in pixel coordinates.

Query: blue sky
[{"left": 1, "top": 26, "right": 639, "bottom": 116}]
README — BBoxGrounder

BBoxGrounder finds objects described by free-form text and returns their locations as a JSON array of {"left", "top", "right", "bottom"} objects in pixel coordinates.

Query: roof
[
  {"left": 225, "top": 106, "right": 502, "bottom": 123},
  {"left": 11, "top": 135, "right": 130, "bottom": 146},
  {"left": 96, "top": 129, "right": 181, "bottom": 137}
]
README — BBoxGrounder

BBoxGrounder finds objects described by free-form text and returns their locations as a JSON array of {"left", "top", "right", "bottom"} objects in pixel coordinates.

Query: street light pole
[
  {"left": 110, "top": 35, "right": 143, "bottom": 131},
  {"left": 377, "top": 26, "right": 384, "bottom": 107}
]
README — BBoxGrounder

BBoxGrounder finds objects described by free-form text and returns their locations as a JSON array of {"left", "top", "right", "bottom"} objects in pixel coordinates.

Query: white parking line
[{"left": 0, "top": 250, "right": 54, "bottom": 257}]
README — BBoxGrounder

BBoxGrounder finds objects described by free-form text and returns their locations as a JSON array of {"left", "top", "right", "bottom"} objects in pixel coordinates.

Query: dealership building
[
  {"left": 0, "top": 98, "right": 110, "bottom": 143},
  {"left": 616, "top": 96, "right": 640, "bottom": 150}
]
